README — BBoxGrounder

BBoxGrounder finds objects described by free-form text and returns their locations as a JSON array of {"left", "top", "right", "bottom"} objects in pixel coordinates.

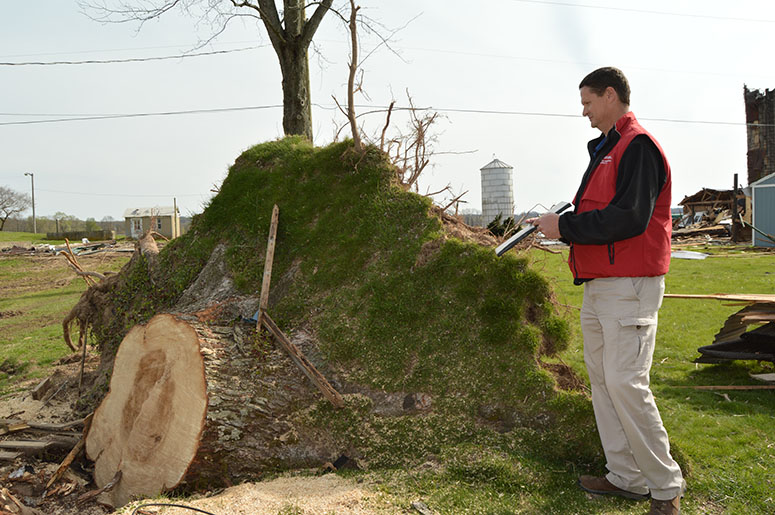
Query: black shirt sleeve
[{"left": 558, "top": 135, "right": 666, "bottom": 245}]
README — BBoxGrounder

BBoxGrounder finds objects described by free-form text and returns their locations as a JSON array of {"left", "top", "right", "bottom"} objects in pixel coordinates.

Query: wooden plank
[
  {"left": 31, "top": 376, "right": 53, "bottom": 401},
  {"left": 741, "top": 313, "right": 775, "bottom": 322},
  {"left": 261, "top": 313, "right": 344, "bottom": 409},
  {"left": 257, "top": 204, "right": 280, "bottom": 329},
  {"left": 664, "top": 293, "right": 775, "bottom": 303},
  {"left": 0, "top": 418, "right": 85, "bottom": 433},
  {"left": 0, "top": 440, "right": 52, "bottom": 452},
  {"left": 673, "top": 385, "right": 775, "bottom": 391},
  {"left": 0, "top": 422, "right": 30, "bottom": 437},
  {"left": 0, "top": 450, "right": 22, "bottom": 461}
]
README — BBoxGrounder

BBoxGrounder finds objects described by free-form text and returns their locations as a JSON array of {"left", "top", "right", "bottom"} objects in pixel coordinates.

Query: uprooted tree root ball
[{"left": 63, "top": 137, "right": 600, "bottom": 506}]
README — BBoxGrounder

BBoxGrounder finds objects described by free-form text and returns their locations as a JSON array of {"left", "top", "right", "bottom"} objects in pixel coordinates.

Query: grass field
[
  {"left": 0, "top": 240, "right": 128, "bottom": 392},
  {"left": 365, "top": 245, "right": 775, "bottom": 514},
  {"left": 1, "top": 231, "right": 773, "bottom": 514},
  {"left": 0, "top": 231, "right": 50, "bottom": 244}
]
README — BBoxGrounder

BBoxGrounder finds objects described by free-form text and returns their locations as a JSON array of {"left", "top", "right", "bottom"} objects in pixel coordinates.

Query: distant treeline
[{"left": 3, "top": 214, "right": 192, "bottom": 236}]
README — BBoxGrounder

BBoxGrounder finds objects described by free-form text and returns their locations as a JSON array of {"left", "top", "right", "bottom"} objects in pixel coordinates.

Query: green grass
[
  {"left": 0, "top": 255, "right": 128, "bottom": 393},
  {"left": 0, "top": 231, "right": 44, "bottom": 243},
  {"left": 472, "top": 247, "right": 775, "bottom": 514},
  {"left": 0, "top": 230, "right": 67, "bottom": 245},
  {"left": 4, "top": 139, "right": 773, "bottom": 513}
]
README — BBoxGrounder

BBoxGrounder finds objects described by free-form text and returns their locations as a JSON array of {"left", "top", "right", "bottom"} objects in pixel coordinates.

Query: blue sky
[{"left": 2, "top": 0, "right": 774, "bottom": 220}]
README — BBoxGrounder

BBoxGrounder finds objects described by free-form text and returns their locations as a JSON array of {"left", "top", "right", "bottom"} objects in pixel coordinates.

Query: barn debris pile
[
  {"left": 665, "top": 294, "right": 775, "bottom": 362},
  {"left": 673, "top": 187, "right": 750, "bottom": 243},
  {"left": 0, "top": 241, "right": 135, "bottom": 257}
]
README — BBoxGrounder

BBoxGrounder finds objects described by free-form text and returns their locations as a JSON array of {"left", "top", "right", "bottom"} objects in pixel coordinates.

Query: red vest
[{"left": 570, "top": 112, "right": 672, "bottom": 278}]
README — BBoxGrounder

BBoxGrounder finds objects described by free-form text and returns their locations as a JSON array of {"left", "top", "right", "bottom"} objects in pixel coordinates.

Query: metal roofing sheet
[
  {"left": 480, "top": 158, "right": 513, "bottom": 170},
  {"left": 123, "top": 206, "right": 177, "bottom": 218}
]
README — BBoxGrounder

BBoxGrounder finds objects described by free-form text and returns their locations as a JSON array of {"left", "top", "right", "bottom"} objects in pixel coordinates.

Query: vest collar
[{"left": 613, "top": 111, "right": 636, "bottom": 134}]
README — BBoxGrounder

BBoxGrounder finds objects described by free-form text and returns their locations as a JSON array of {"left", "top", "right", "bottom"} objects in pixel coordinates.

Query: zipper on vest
[
  {"left": 570, "top": 244, "right": 579, "bottom": 278},
  {"left": 607, "top": 243, "right": 615, "bottom": 265}
]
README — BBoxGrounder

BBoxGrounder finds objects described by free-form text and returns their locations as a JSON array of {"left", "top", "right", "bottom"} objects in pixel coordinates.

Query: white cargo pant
[{"left": 581, "top": 276, "right": 684, "bottom": 501}]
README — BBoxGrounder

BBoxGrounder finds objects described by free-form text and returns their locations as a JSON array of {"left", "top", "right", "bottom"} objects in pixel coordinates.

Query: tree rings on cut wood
[{"left": 85, "top": 314, "right": 207, "bottom": 507}]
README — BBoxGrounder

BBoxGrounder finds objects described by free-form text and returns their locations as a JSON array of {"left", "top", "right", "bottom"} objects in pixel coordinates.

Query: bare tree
[
  {"left": 81, "top": 0, "right": 334, "bottom": 141},
  {"left": 0, "top": 186, "right": 31, "bottom": 231}
]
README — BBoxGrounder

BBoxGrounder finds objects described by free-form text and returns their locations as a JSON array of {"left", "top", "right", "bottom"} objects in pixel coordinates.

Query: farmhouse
[{"left": 123, "top": 206, "right": 181, "bottom": 239}]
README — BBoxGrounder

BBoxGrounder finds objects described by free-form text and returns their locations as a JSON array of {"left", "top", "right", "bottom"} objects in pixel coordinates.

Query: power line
[
  {"left": 0, "top": 45, "right": 267, "bottom": 66},
  {"left": 0, "top": 105, "right": 283, "bottom": 126},
  {"left": 509, "top": 0, "right": 775, "bottom": 24},
  {"left": 1, "top": 36, "right": 769, "bottom": 83},
  {"left": 37, "top": 188, "right": 207, "bottom": 198},
  {"left": 0, "top": 39, "right": 262, "bottom": 59},
  {"left": 1, "top": 103, "right": 771, "bottom": 128}
]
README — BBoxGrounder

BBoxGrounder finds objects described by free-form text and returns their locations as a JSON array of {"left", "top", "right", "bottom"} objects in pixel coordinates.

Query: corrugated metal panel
[
  {"left": 480, "top": 158, "right": 513, "bottom": 171},
  {"left": 122, "top": 206, "right": 177, "bottom": 218},
  {"left": 752, "top": 183, "right": 775, "bottom": 247},
  {"left": 751, "top": 171, "right": 775, "bottom": 187}
]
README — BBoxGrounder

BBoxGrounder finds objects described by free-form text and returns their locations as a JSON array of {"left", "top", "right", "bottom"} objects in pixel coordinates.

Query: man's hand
[{"left": 527, "top": 213, "right": 562, "bottom": 240}]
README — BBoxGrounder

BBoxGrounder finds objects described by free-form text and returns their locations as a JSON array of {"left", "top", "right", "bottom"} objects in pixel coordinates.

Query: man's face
[{"left": 580, "top": 86, "right": 612, "bottom": 132}]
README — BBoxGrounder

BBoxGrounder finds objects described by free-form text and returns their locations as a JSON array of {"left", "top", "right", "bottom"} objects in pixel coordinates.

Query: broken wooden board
[
  {"left": 0, "top": 440, "right": 53, "bottom": 453},
  {"left": 713, "top": 305, "right": 775, "bottom": 344},
  {"left": 664, "top": 293, "right": 775, "bottom": 303},
  {"left": 30, "top": 377, "right": 53, "bottom": 401},
  {"left": 0, "top": 419, "right": 84, "bottom": 433},
  {"left": 0, "top": 450, "right": 23, "bottom": 461},
  {"left": 0, "top": 422, "right": 30, "bottom": 437},
  {"left": 666, "top": 293, "right": 775, "bottom": 360},
  {"left": 257, "top": 204, "right": 280, "bottom": 328},
  {"left": 262, "top": 312, "right": 344, "bottom": 409}
]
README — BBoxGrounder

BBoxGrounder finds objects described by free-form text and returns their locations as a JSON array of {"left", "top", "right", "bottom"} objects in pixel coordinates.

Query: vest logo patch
[{"left": 601, "top": 155, "right": 613, "bottom": 165}]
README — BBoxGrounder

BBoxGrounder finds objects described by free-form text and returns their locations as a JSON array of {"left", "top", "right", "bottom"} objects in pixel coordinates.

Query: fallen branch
[
  {"left": 76, "top": 470, "right": 121, "bottom": 505},
  {"left": 440, "top": 190, "right": 468, "bottom": 212},
  {"left": 46, "top": 413, "right": 94, "bottom": 491},
  {"left": 62, "top": 258, "right": 106, "bottom": 282},
  {"left": 65, "top": 239, "right": 98, "bottom": 286}
]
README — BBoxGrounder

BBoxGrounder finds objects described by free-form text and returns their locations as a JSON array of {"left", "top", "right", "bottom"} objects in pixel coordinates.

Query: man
[{"left": 532, "top": 67, "right": 684, "bottom": 515}]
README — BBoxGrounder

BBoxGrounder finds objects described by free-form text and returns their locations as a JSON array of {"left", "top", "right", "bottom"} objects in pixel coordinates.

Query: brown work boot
[
  {"left": 578, "top": 475, "right": 649, "bottom": 500},
  {"left": 649, "top": 496, "right": 680, "bottom": 514}
]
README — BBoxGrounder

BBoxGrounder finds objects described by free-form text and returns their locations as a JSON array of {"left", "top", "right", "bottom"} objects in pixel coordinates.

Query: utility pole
[{"left": 24, "top": 172, "right": 36, "bottom": 234}]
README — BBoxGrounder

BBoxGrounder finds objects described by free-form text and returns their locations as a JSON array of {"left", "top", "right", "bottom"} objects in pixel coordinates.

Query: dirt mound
[{"left": 44, "top": 137, "right": 597, "bottom": 509}]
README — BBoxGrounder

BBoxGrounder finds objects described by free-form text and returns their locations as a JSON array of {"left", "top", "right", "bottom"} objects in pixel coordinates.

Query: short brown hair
[{"left": 579, "top": 67, "right": 630, "bottom": 106}]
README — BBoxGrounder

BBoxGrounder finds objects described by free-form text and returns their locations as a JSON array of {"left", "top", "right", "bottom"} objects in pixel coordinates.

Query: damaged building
[
  {"left": 744, "top": 86, "right": 775, "bottom": 246},
  {"left": 745, "top": 85, "right": 775, "bottom": 184}
]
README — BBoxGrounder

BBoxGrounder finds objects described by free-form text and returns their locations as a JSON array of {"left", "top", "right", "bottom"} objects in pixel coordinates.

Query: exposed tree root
[{"left": 62, "top": 230, "right": 160, "bottom": 353}]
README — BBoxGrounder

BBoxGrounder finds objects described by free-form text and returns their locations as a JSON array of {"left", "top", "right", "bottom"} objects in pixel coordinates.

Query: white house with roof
[{"left": 123, "top": 206, "right": 181, "bottom": 239}]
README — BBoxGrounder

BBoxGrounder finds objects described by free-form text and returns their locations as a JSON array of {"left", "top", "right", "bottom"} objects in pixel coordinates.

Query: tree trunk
[
  {"left": 85, "top": 315, "right": 207, "bottom": 507},
  {"left": 84, "top": 312, "right": 343, "bottom": 508},
  {"left": 278, "top": 41, "right": 313, "bottom": 141}
]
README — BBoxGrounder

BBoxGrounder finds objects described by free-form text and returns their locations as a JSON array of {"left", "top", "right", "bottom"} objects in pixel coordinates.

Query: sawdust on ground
[{"left": 122, "top": 475, "right": 399, "bottom": 515}]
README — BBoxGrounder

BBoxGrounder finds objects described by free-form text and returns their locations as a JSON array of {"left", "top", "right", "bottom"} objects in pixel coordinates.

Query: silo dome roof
[{"left": 480, "top": 158, "right": 513, "bottom": 171}]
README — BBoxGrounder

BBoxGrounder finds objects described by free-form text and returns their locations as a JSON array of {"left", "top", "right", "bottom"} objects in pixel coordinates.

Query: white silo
[{"left": 480, "top": 157, "right": 515, "bottom": 226}]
